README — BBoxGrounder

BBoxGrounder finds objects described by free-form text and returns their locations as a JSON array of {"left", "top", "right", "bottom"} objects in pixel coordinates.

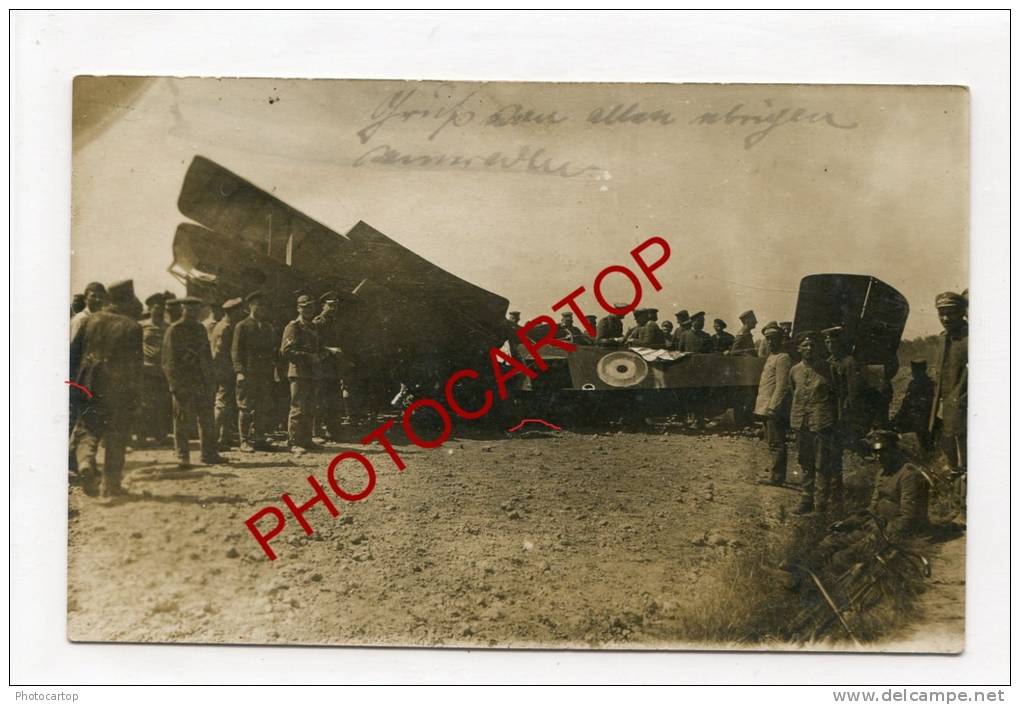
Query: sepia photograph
[{"left": 65, "top": 76, "right": 971, "bottom": 652}]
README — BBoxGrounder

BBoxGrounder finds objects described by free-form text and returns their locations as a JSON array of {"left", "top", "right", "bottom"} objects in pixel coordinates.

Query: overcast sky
[{"left": 72, "top": 77, "right": 967, "bottom": 338}]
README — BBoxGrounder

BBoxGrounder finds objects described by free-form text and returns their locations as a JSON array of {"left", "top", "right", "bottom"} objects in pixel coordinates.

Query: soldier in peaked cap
[
  {"left": 866, "top": 430, "right": 929, "bottom": 539},
  {"left": 232, "top": 291, "right": 279, "bottom": 452},
  {"left": 892, "top": 359, "right": 935, "bottom": 451},
  {"left": 136, "top": 292, "right": 171, "bottom": 446},
  {"left": 281, "top": 293, "right": 323, "bottom": 453},
  {"left": 677, "top": 311, "right": 712, "bottom": 354},
  {"left": 930, "top": 291, "right": 968, "bottom": 479},
  {"left": 730, "top": 309, "right": 758, "bottom": 356},
  {"left": 712, "top": 318, "right": 735, "bottom": 353},
  {"left": 162, "top": 296, "right": 227, "bottom": 469},
  {"left": 622, "top": 308, "right": 648, "bottom": 344},
  {"left": 755, "top": 322, "right": 792, "bottom": 486},
  {"left": 630, "top": 308, "right": 667, "bottom": 348},
  {"left": 788, "top": 331, "right": 839, "bottom": 515},
  {"left": 596, "top": 304, "right": 628, "bottom": 345},
  {"left": 210, "top": 297, "right": 245, "bottom": 449},
  {"left": 556, "top": 311, "right": 586, "bottom": 341},
  {"left": 822, "top": 325, "right": 859, "bottom": 506},
  {"left": 69, "top": 279, "right": 142, "bottom": 497},
  {"left": 312, "top": 290, "right": 347, "bottom": 442}
]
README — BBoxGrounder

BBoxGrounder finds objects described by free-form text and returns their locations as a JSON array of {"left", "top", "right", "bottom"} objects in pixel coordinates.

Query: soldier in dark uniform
[
  {"left": 630, "top": 308, "right": 667, "bottom": 347},
  {"left": 596, "top": 305, "right": 626, "bottom": 345},
  {"left": 669, "top": 310, "right": 690, "bottom": 349},
  {"left": 677, "top": 311, "right": 712, "bottom": 353},
  {"left": 210, "top": 297, "right": 245, "bottom": 449},
  {"left": 232, "top": 291, "right": 278, "bottom": 452},
  {"left": 555, "top": 312, "right": 585, "bottom": 341},
  {"left": 892, "top": 360, "right": 936, "bottom": 451},
  {"left": 929, "top": 291, "right": 968, "bottom": 477},
  {"left": 730, "top": 310, "right": 758, "bottom": 356},
  {"left": 137, "top": 293, "right": 171, "bottom": 446},
  {"left": 162, "top": 297, "right": 226, "bottom": 469},
  {"left": 867, "top": 430, "right": 929, "bottom": 539},
  {"left": 622, "top": 309, "right": 647, "bottom": 344},
  {"left": 164, "top": 295, "right": 183, "bottom": 325},
  {"left": 281, "top": 294, "right": 323, "bottom": 453},
  {"left": 712, "top": 318, "right": 735, "bottom": 353},
  {"left": 312, "top": 290, "right": 345, "bottom": 442},
  {"left": 204, "top": 302, "right": 224, "bottom": 338},
  {"left": 789, "top": 331, "right": 839, "bottom": 515},
  {"left": 69, "top": 280, "right": 143, "bottom": 497},
  {"left": 822, "top": 325, "right": 859, "bottom": 506}
]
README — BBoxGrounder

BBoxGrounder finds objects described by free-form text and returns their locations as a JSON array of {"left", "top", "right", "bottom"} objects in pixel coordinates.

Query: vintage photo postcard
[{"left": 68, "top": 77, "right": 968, "bottom": 651}]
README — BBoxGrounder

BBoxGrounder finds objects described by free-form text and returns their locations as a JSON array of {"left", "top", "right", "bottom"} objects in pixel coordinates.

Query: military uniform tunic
[
  {"left": 930, "top": 324, "right": 968, "bottom": 472},
  {"left": 232, "top": 316, "right": 277, "bottom": 446},
  {"left": 138, "top": 317, "right": 171, "bottom": 442},
  {"left": 280, "top": 317, "right": 321, "bottom": 448},
  {"left": 210, "top": 316, "right": 239, "bottom": 446},
  {"left": 789, "top": 359, "right": 839, "bottom": 508},
  {"left": 869, "top": 461, "right": 929, "bottom": 539},
  {"left": 596, "top": 315, "right": 623, "bottom": 342},
  {"left": 162, "top": 319, "right": 217, "bottom": 463},
  {"left": 69, "top": 308, "right": 143, "bottom": 495}
]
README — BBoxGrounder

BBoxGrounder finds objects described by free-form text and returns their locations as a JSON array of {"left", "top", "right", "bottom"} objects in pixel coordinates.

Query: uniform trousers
[
  {"left": 236, "top": 372, "right": 274, "bottom": 446},
  {"left": 796, "top": 424, "right": 838, "bottom": 509},
  {"left": 288, "top": 378, "right": 317, "bottom": 448},
  {"left": 764, "top": 414, "right": 789, "bottom": 483},
  {"left": 214, "top": 375, "right": 237, "bottom": 446},
  {"left": 171, "top": 390, "right": 216, "bottom": 463},
  {"left": 72, "top": 404, "right": 129, "bottom": 495}
]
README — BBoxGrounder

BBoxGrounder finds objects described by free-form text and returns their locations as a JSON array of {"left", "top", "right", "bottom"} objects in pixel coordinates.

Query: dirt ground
[{"left": 67, "top": 418, "right": 965, "bottom": 650}]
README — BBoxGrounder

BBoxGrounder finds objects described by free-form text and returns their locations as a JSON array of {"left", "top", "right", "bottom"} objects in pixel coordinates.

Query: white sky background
[{"left": 72, "top": 78, "right": 967, "bottom": 339}]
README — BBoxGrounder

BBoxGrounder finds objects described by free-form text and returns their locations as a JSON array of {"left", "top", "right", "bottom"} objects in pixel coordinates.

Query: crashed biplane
[{"left": 170, "top": 156, "right": 511, "bottom": 402}]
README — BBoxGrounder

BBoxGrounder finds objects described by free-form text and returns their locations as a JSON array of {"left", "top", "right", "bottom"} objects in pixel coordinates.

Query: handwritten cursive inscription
[
  {"left": 353, "top": 143, "right": 600, "bottom": 178},
  {"left": 690, "top": 101, "right": 858, "bottom": 149},
  {"left": 357, "top": 85, "right": 477, "bottom": 144}
]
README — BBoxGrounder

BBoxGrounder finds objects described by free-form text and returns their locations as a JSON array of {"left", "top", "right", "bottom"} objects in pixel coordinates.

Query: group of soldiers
[
  {"left": 749, "top": 291, "right": 968, "bottom": 536},
  {"left": 69, "top": 280, "right": 360, "bottom": 498},
  {"left": 529, "top": 306, "right": 781, "bottom": 356}
]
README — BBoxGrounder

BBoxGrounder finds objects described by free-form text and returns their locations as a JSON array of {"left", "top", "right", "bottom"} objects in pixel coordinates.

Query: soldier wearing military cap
[
  {"left": 556, "top": 311, "right": 585, "bottom": 341},
  {"left": 312, "top": 290, "right": 347, "bottom": 442},
  {"left": 596, "top": 304, "right": 628, "bottom": 345},
  {"left": 892, "top": 359, "right": 935, "bottom": 451},
  {"left": 822, "top": 324, "right": 859, "bottom": 505},
  {"left": 137, "top": 292, "right": 172, "bottom": 446},
  {"left": 281, "top": 294, "right": 323, "bottom": 453},
  {"left": 866, "top": 430, "right": 929, "bottom": 539},
  {"left": 676, "top": 311, "right": 712, "bottom": 353},
  {"left": 210, "top": 297, "right": 246, "bottom": 449},
  {"left": 930, "top": 291, "right": 968, "bottom": 478},
  {"left": 712, "top": 318, "right": 735, "bottom": 353},
  {"left": 622, "top": 308, "right": 648, "bottom": 344},
  {"left": 162, "top": 297, "right": 226, "bottom": 468},
  {"left": 755, "top": 321, "right": 792, "bottom": 485},
  {"left": 788, "top": 331, "right": 839, "bottom": 514},
  {"left": 730, "top": 309, "right": 758, "bottom": 356},
  {"left": 232, "top": 291, "right": 278, "bottom": 452},
  {"left": 204, "top": 301, "right": 225, "bottom": 338},
  {"left": 630, "top": 308, "right": 667, "bottom": 347},
  {"left": 69, "top": 280, "right": 143, "bottom": 496}
]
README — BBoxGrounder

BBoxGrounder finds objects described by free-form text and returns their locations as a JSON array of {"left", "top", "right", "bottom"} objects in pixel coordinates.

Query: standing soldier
[
  {"left": 556, "top": 312, "right": 585, "bottom": 341},
  {"left": 70, "top": 294, "right": 86, "bottom": 317},
  {"left": 210, "top": 297, "right": 245, "bottom": 450},
  {"left": 929, "top": 291, "right": 968, "bottom": 479},
  {"left": 712, "top": 318, "right": 735, "bottom": 353},
  {"left": 204, "top": 302, "right": 224, "bottom": 338},
  {"left": 138, "top": 293, "right": 171, "bottom": 446},
  {"left": 69, "top": 280, "right": 143, "bottom": 497},
  {"left": 670, "top": 310, "right": 691, "bottom": 349},
  {"left": 754, "top": 322, "right": 792, "bottom": 486},
  {"left": 162, "top": 297, "right": 225, "bottom": 469},
  {"left": 622, "top": 308, "right": 648, "bottom": 344},
  {"left": 892, "top": 360, "right": 936, "bottom": 451},
  {"left": 788, "top": 331, "right": 839, "bottom": 515},
  {"left": 232, "top": 291, "right": 278, "bottom": 452},
  {"left": 679, "top": 311, "right": 713, "bottom": 353},
  {"left": 312, "top": 291, "right": 345, "bottom": 442},
  {"left": 596, "top": 305, "right": 626, "bottom": 345},
  {"left": 630, "top": 308, "right": 667, "bottom": 347},
  {"left": 281, "top": 294, "right": 323, "bottom": 454},
  {"left": 822, "top": 325, "right": 858, "bottom": 506},
  {"left": 730, "top": 310, "right": 758, "bottom": 355}
]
